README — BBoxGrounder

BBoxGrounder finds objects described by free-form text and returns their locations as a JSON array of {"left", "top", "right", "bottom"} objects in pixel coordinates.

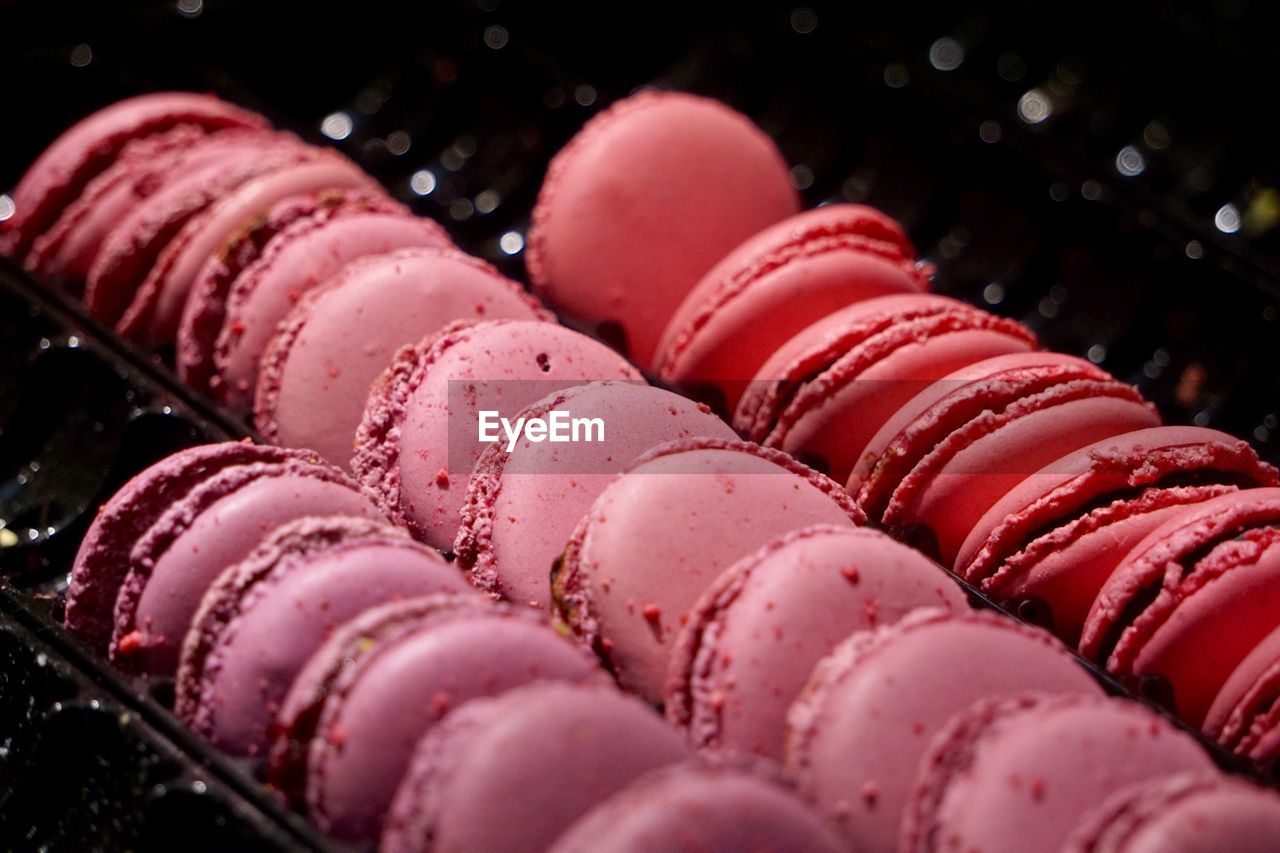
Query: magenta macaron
[
  {"left": 106, "top": 446, "right": 382, "bottom": 676},
  {"left": 552, "top": 436, "right": 864, "bottom": 702},
  {"left": 1205, "top": 622, "right": 1280, "bottom": 760},
  {"left": 1, "top": 92, "right": 268, "bottom": 261},
  {"left": 785, "top": 609, "right": 1101, "bottom": 853},
  {"left": 527, "top": 90, "right": 798, "bottom": 367},
  {"left": 353, "top": 319, "right": 641, "bottom": 550},
  {"left": 255, "top": 247, "right": 549, "bottom": 470},
  {"left": 657, "top": 206, "right": 938, "bottom": 411},
  {"left": 380, "top": 682, "right": 689, "bottom": 853},
  {"left": 665, "top": 524, "right": 967, "bottom": 760},
  {"left": 454, "top": 380, "right": 736, "bottom": 608},
  {"left": 174, "top": 515, "right": 474, "bottom": 756},
  {"left": 269, "top": 596, "right": 604, "bottom": 842}
]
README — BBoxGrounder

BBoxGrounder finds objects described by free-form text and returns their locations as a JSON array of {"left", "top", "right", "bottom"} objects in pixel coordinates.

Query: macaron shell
[
  {"left": 83, "top": 132, "right": 312, "bottom": 327},
  {"left": 110, "top": 461, "right": 382, "bottom": 676},
  {"left": 666, "top": 525, "right": 965, "bottom": 760},
  {"left": 526, "top": 91, "right": 799, "bottom": 367},
  {"left": 63, "top": 441, "right": 295, "bottom": 651},
  {"left": 903, "top": 694, "right": 1213, "bottom": 853},
  {"left": 379, "top": 683, "right": 689, "bottom": 853},
  {"left": 256, "top": 248, "right": 548, "bottom": 470},
  {"left": 785, "top": 610, "right": 1100, "bottom": 853},
  {"left": 548, "top": 763, "right": 842, "bottom": 853},
  {"left": 1062, "top": 773, "right": 1280, "bottom": 853},
  {"left": 178, "top": 520, "right": 472, "bottom": 755},
  {"left": 770, "top": 319, "right": 1036, "bottom": 483},
  {"left": 1127, "top": 527, "right": 1280, "bottom": 726},
  {"left": 26, "top": 124, "right": 211, "bottom": 280},
  {"left": 119, "top": 155, "right": 377, "bottom": 343},
  {"left": 885, "top": 386, "right": 1160, "bottom": 566},
  {"left": 1, "top": 91, "right": 268, "bottom": 260},
  {"left": 454, "top": 381, "right": 735, "bottom": 608},
  {"left": 554, "top": 438, "right": 864, "bottom": 702},
  {"left": 307, "top": 608, "right": 605, "bottom": 841},
  {"left": 353, "top": 320, "right": 641, "bottom": 550},
  {"left": 175, "top": 188, "right": 411, "bottom": 392},
  {"left": 1205, "top": 623, "right": 1280, "bottom": 755},
  {"left": 215, "top": 211, "right": 452, "bottom": 407}
]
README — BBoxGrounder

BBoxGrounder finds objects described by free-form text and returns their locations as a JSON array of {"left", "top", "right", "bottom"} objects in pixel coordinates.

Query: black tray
[{"left": 4, "top": 2, "right": 1280, "bottom": 850}]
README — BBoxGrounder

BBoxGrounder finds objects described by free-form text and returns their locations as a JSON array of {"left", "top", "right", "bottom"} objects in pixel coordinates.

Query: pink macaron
[
  {"left": 64, "top": 441, "right": 297, "bottom": 652},
  {"left": 82, "top": 130, "right": 315, "bottom": 329},
  {"left": 1205, "top": 623, "right": 1280, "bottom": 760},
  {"left": 665, "top": 525, "right": 967, "bottom": 760},
  {"left": 255, "top": 247, "right": 549, "bottom": 470},
  {"left": 107, "top": 449, "right": 382, "bottom": 676},
  {"left": 785, "top": 609, "right": 1101, "bottom": 852},
  {"left": 174, "top": 188, "right": 440, "bottom": 395},
  {"left": 174, "top": 516, "right": 474, "bottom": 756},
  {"left": 117, "top": 151, "right": 378, "bottom": 343},
  {"left": 352, "top": 319, "right": 641, "bottom": 550},
  {"left": 1080, "top": 487, "right": 1280, "bottom": 727},
  {"left": 657, "top": 206, "right": 937, "bottom": 410},
  {"left": 955, "top": 426, "right": 1277, "bottom": 644},
  {"left": 193, "top": 200, "right": 454, "bottom": 407},
  {"left": 738, "top": 294, "right": 1037, "bottom": 482},
  {"left": 552, "top": 436, "right": 864, "bottom": 702},
  {"left": 454, "top": 380, "right": 736, "bottom": 608},
  {"left": 549, "top": 762, "right": 842, "bottom": 853},
  {"left": 271, "top": 597, "right": 604, "bottom": 842},
  {"left": 380, "top": 682, "right": 689, "bottom": 853},
  {"left": 526, "top": 90, "right": 799, "bottom": 366},
  {"left": 1062, "top": 773, "right": 1280, "bottom": 853},
  {"left": 853, "top": 352, "right": 1160, "bottom": 566},
  {"left": 1, "top": 92, "right": 268, "bottom": 261},
  {"left": 899, "top": 693, "right": 1214, "bottom": 853}
]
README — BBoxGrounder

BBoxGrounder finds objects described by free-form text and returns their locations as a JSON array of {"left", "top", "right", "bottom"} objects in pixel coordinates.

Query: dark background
[{"left": 2, "top": 2, "right": 1280, "bottom": 849}]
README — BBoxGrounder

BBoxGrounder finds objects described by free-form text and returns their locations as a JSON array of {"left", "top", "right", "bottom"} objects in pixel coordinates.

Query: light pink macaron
[
  {"left": 454, "top": 380, "right": 735, "bottom": 609},
  {"left": 527, "top": 90, "right": 799, "bottom": 367},
  {"left": 553, "top": 437, "right": 865, "bottom": 702},
  {"left": 353, "top": 319, "right": 641, "bottom": 550},
  {"left": 255, "top": 247, "right": 549, "bottom": 470}
]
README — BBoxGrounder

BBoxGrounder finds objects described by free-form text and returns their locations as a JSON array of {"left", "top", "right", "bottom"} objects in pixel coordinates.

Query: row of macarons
[{"left": 59, "top": 434, "right": 1280, "bottom": 852}]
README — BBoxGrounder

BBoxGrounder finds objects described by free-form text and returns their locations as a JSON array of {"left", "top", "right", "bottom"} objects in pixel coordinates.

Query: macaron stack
[{"left": 10, "top": 86, "right": 1280, "bottom": 851}]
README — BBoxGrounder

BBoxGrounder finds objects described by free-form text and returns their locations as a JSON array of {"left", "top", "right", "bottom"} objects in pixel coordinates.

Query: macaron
[
  {"left": 26, "top": 124, "right": 211, "bottom": 283},
  {"left": 1204, "top": 623, "right": 1280, "bottom": 760},
  {"left": 174, "top": 188, "right": 437, "bottom": 395},
  {"left": 1080, "top": 487, "right": 1280, "bottom": 726},
  {"left": 737, "top": 294, "right": 1037, "bottom": 481},
  {"left": 1, "top": 92, "right": 268, "bottom": 261},
  {"left": 380, "top": 682, "right": 689, "bottom": 853},
  {"left": 82, "top": 130, "right": 315, "bottom": 329},
  {"left": 117, "top": 151, "right": 378, "bottom": 343},
  {"left": 526, "top": 90, "right": 799, "bottom": 366},
  {"left": 174, "top": 516, "right": 474, "bottom": 756},
  {"left": 454, "top": 380, "right": 736, "bottom": 608},
  {"left": 899, "top": 693, "right": 1215, "bottom": 853},
  {"left": 1062, "top": 773, "right": 1280, "bottom": 853},
  {"left": 549, "top": 762, "right": 842, "bottom": 853},
  {"left": 352, "top": 319, "right": 641, "bottom": 551},
  {"left": 852, "top": 352, "right": 1160, "bottom": 566},
  {"left": 255, "top": 248, "right": 549, "bottom": 470},
  {"left": 665, "top": 525, "right": 967, "bottom": 760},
  {"left": 108, "top": 449, "right": 382, "bottom": 676},
  {"left": 955, "top": 426, "right": 1277, "bottom": 643},
  {"left": 552, "top": 436, "right": 864, "bottom": 702},
  {"left": 657, "top": 206, "right": 938, "bottom": 410},
  {"left": 784, "top": 609, "right": 1101, "bottom": 853},
  {"left": 271, "top": 598, "right": 604, "bottom": 842},
  {"left": 64, "top": 440, "right": 296, "bottom": 652}
]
